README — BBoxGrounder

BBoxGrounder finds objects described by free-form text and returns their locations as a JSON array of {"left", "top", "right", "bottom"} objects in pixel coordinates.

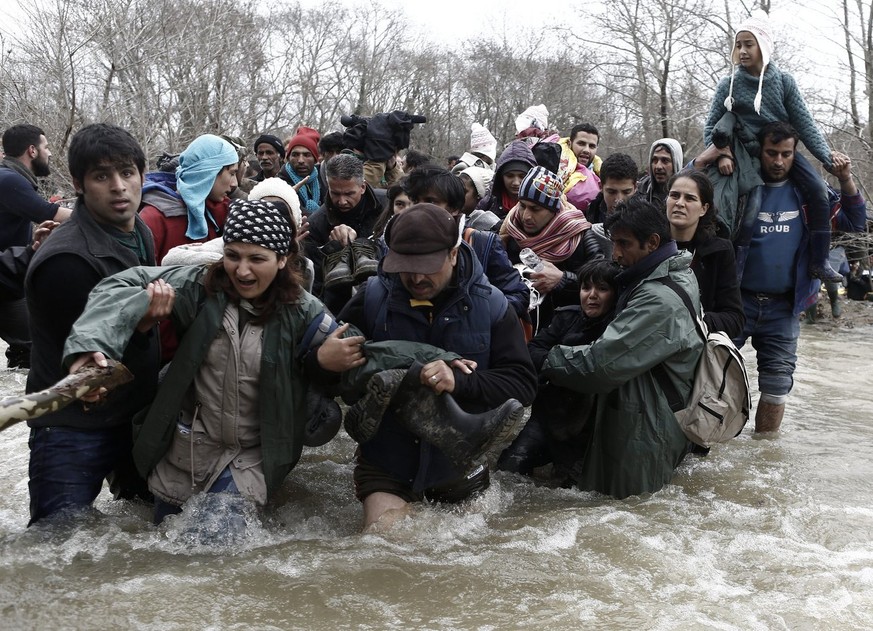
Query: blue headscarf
[{"left": 176, "top": 135, "right": 239, "bottom": 240}]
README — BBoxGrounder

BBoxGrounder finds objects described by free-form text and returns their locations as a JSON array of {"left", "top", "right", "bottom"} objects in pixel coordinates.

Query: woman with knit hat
[
  {"left": 63, "top": 199, "right": 366, "bottom": 525},
  {"left": 702, "top": 13, "right": 850, "bottom": 282}
]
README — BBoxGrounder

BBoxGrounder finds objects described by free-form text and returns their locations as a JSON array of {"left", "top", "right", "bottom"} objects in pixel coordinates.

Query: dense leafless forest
[{"left": 0, "top": 0, "right": 871, "bottom": 200}]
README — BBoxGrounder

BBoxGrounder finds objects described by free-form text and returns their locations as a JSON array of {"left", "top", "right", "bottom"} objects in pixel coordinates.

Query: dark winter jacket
[
  {"left": 25, "top": 199, "right": 159, "bottom": 430},
  {"left": 338, "top": 243, "right": 537, "bottom": 491},
  {"left": 0, "top": 157, "right": 60, "bottom": 249},
  {"left": 676, "top": 234, "right": 744, "bottom": 338},
  {"left": 304, "top": 183, "right": 386, "bottom": 314}
]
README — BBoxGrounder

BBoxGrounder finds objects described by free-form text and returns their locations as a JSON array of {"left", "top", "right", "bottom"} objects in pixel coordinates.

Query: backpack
[{"left": 651, "top": 277, "right": 751, "bottom": 447}]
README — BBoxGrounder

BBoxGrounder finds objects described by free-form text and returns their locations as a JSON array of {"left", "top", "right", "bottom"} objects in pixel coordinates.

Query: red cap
[{"left": 285, "top": 126, "right": 320, "bottom": 161}]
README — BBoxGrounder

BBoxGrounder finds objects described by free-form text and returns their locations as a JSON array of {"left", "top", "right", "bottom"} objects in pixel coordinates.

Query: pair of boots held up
[
  {"left": 343, "top": 364, "right": 526, "bottom": 471},
  {"left": 321, "top": 238, "right": 379, "bottom": 289},
  {"left": 754, "top": 401, "right": 784, "bottom": 434}
]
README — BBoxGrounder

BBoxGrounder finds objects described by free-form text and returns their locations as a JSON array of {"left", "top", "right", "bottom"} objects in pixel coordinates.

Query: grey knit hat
[{"left": 223, "top": 199, "right": 294, "bottom": 256}]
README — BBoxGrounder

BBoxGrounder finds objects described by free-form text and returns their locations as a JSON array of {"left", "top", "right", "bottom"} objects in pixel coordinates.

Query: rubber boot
[
  {"left": 392, "top": 363, "right": 526, "bottom": 471},
  {"left": 343, "top": 369, "right": 407, "bottom": 444},
  {"left": 351, "top": 237, "right": 379, "bottom": 283},
  {"left": 754, "top": 401, "right": 785, "bottom": 433},
  {"left": 321, "top": 240, "right": 354, "bottom": 288},
  {"left": 804, "top": 304, "right": 817, "bottom": 324},
  {"left": 826, "top": 281, "right": 842, "bottom": 318},
  {"left": 302, "top": 388, "right": 342, "bottom": 447},
  {"left": 808, "top": 231, "right": 844, "bottom": 283},
  {"left": 496, "top": 415, "right": 550, "bottom": 475}
]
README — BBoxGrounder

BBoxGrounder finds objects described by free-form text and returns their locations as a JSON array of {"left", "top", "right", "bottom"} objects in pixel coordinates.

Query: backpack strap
[{"left": 648, "top": 276, "right": 705, "bottom": 413}]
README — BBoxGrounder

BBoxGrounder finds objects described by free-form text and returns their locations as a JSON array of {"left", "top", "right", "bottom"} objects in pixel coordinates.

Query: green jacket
[
  {"left": 64, "top": 264, "right": 326, "bottom": 499},
  {"left": 543, "top": 251, "right": 702, "bottom": 499}
]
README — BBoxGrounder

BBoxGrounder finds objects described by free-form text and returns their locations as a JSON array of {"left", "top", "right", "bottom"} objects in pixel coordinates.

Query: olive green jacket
[
  {"left": 64, "top": 264, "right": 327, "bottom": 498},
  {"left": 543, "top": 251, "right": 703, "bottom": 499}
]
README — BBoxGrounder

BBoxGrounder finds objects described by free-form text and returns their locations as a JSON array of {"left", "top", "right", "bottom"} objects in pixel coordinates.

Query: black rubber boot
[
  {"left": 392, "top": 363, "right": 526, "bottom": 471},
  {"left": 808, "top": 231, "right": 844, "bottom": 283},
  {"left": 343, "top": 369, "right": 407, "bottom": 444},
  {"left": 496, "top": 415, "right": 550, "bottom": 475},
  {"left": 302, "top": 388, "right": 342, "bottom": 447},
  {"left": 826, "top": 281, "right": 842, "bottom": 318}
]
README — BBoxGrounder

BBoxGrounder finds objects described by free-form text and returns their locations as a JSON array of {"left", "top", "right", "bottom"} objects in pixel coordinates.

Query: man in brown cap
[{"left": 336, "top": 204, "right": 537, "bottom": 530}]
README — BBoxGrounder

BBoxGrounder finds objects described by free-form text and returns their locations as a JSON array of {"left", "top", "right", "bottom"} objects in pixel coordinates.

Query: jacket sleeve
[
  {"left": 483, "top": 236, "right": 530, "bottom": 318},
  {"left": 704, "top": 77, "right": 731, "bottom": 147},
  {"left": 543, "top": 281, "right": 697, "bottom": 394},
  {"left": 0, "top": 246, "right": 32, "bottom": 300},
  {"left": 527, "top": 309, "right": 575, "bottom": 370},
  {"left": 702, "top": 248, "right": 745, "bottom": 339},
  {"left": 452, "top": 307, "right": 537, "bottom": 407},
  {"left": 0, "top": 173, "right": 59, "bottom": 223},
  {"left": 782, "top": 73, "right": 832, "bottom": 167},
  {"left": 553, "top": 229, "right": 603, "bottom": 300},
  {"left": 63, "top": 265, "right": 207, "bottom": 366},
  {"left": 832, "top": 189, "right": 868, "bottom": 233}
]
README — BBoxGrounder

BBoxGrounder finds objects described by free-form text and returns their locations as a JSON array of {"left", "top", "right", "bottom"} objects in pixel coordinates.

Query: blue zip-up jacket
[{"left": 735, "top": 184, "right": 867, "bottom": 316}]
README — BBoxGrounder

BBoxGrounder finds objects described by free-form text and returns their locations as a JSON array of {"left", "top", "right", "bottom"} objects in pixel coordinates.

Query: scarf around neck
[
  {"left": 284, "top": 164, "right": 321, "bottom": 214},
  {"left": 1, "top": 157, "right": 38, "bottom": 188},
  {"left": 504, "top": 204, "right": 591, "bottom": 263}
]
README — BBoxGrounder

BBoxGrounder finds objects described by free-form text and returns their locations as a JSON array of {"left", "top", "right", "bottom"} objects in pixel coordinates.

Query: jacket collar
[
  {"left": 616, "top": 240, "right": 679, "bottom": 292},
  {"left": 1, "top": 156, "right": 37, "bottom": 188},
  {"left": 73, "top": 198, "right": 156, "bottom": 265}
]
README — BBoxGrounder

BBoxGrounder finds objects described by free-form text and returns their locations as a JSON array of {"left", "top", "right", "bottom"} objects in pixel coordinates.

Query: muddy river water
[{"left": 0, "top": 326, "right": 871, "bottom": 630}]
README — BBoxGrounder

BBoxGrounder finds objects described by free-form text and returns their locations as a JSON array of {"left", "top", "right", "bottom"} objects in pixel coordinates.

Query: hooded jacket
[
  {"left": 543, "top": 247, "right": 702, "bottom": 498},
  {"left": 476, "top": 141, "right": 537, "bottom": 224},
  {"left": 636, "top": 138, "right": 683, "bottom": 206},
  {"left": 139, "top": 173, "right": 230, "bottom": 263}
]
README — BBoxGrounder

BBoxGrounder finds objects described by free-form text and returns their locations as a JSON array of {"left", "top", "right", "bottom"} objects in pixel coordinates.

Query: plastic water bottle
[{"left": 519, "top": 248, "right": 544, "bottom": 272}]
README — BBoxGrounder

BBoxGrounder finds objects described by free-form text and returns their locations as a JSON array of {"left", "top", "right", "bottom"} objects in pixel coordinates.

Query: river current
[{"left": 0, "top": 326, "right": 871, "bottom": 630}]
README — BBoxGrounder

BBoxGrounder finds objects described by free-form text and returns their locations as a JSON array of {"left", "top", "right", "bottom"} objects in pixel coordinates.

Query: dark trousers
[{"left": 28, "top": 424, "right": 148, "bottom": 525}]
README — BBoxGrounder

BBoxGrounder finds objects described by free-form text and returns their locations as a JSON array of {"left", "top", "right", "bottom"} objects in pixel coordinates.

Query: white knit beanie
[
  {"left": 514, "top": 104, "right": 550, "bottom": 134},
  {"left": 249, "top": 177, "right": 303, "bottom": 229},
  {"left": 469, "top": 123, "right": 497, "bottom": 162},
  {"left": 459, "top": 166, "right": 494, "bottom": 200},
  {"left": 725, "top": 14, "right": 773, "bottom": 114}
]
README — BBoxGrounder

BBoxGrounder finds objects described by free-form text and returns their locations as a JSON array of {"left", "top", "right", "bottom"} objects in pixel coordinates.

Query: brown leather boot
[{"left": 754, "top": 401, "right": 785, "bottom": 433}]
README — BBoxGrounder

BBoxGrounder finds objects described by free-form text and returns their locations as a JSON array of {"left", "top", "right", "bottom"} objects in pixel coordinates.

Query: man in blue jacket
[
  {"left": 337, "top": 204, "right": 537, "bottom": 529},
  {"left": 0, "top": 124, "right": 72, "bottom": 367},
  {"left": 733, "top": 121, "right": 867, "bottom": 432}
]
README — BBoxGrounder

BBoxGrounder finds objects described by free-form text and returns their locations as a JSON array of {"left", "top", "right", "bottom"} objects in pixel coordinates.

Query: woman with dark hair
[
  {"left": 666, "top": 170, "right": 745, "bottom": 338},
  {"left": 498, "top": 259, "right": 621, "bottom": 478},
  {"left": 371, "top": 179, "right": 411, "bottom": 241},
  {"left": 63, "top": 199, "right": 365, "bottom": 524}
]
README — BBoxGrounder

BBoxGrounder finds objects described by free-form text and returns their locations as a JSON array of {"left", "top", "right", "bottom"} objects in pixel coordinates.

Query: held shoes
[{"left": 320, "top": 238, "right": 380, "bottom": 289}]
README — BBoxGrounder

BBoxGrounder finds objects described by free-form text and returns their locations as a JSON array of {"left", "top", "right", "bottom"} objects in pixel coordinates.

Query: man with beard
[
  {"left": 0, "top": 124, "right": 72, "bottom": 368},
  {"left": 636, "top": 138, "right": 683, "bottom": 207},
  {"left": 727, "top": 121, "right": 866, "bottom": 434}
]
